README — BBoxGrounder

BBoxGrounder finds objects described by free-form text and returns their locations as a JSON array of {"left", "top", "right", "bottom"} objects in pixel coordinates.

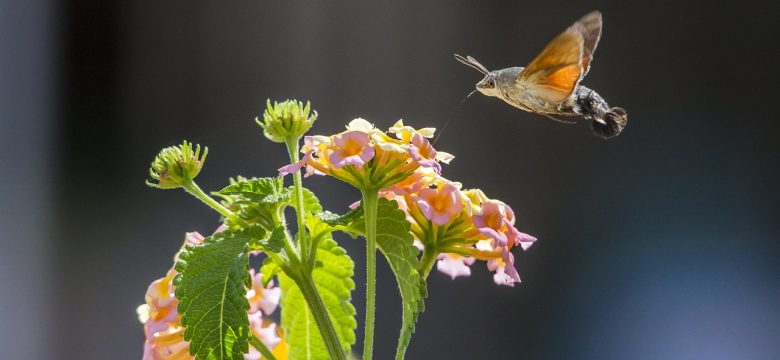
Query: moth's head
[
  {"left": 476, "top": 74, "right": 499, "bottom": 96},
  {"left": 455, "top": 54, "right": 498, "bottom": 96}
]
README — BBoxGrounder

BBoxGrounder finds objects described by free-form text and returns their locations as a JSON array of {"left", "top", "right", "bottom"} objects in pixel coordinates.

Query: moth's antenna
[
  {"left": 454, "top": 54, "right": 488, "bottom": 76},
  {"left": 466, "top": 55, "right": 490, "bottom": 74},
  {"left": 433, "top": 89, "right": 478, "bottom": 146}
]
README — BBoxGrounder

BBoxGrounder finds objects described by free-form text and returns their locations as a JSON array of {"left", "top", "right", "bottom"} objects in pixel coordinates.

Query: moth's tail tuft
[{"left": 591, "top": 107, "right": 627, "bottom": 139}]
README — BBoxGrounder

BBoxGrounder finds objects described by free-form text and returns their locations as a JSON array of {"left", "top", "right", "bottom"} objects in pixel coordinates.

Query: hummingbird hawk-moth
[{"left": 455, "top": 11, "right": 627, "bottom": 139}]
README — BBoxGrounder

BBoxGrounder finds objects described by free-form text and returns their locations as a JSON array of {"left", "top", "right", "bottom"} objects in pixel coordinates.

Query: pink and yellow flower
[
  {"left": 412, "top": 182, "right": 463, "bottom": 225},
  {"left": 247, "top": 269, "right": 282, "bottom": 317},
  {"left": 379, "top": 172, "right": 536, "bottom": 287},
  {"left": 409, "top": 133, "right": 441, "bottom": 173},
  {"left": 328, "top": 131, "right": 375, "bottom": 168},
  {"left": 279, "top": 118, "right": 451, "bottom": 190},
  {"left": 141, "top": 269, "right": 188, "bottom": 360}
]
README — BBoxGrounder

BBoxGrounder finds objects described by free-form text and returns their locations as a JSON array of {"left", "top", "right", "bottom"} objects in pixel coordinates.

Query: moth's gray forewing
[{"left": 568, "top": 11, "right": 602, "bottom": 77}]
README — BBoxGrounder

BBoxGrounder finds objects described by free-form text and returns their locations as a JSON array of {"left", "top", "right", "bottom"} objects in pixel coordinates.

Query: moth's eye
[{"left": 487, "top": 79, "right": 495, "bottom": 88}]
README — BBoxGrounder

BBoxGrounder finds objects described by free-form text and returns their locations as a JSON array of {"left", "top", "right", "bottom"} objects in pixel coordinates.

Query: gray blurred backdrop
[{"left": 2, "top": 0, "right": 779, "bottom": 359}]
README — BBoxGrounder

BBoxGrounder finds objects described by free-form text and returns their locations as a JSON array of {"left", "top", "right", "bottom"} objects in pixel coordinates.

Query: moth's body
[
  {"left": 457, "top": 11, "right": 628, "bottom": 139},
  {"left": 488, "top": 66, "right": 578, "bottom": 115},
  {"left": 487, "top": 67, "right": 612, "bottom": 119}
]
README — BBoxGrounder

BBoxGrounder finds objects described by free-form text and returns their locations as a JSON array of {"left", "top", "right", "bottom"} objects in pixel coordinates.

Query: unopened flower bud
[
  {"left": 147, "top": 141, "right": 207, "bottom": 189},
  {"left": 257, "top": 99, "right": 317, "bottom": 142}
]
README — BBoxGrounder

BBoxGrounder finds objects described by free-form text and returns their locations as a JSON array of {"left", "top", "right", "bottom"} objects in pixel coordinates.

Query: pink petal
[
  {"left": 492, "top": 267, "right": 517, "bottom": 287},
  {"left": 477, "top": 227, "right": 508, "bottom": 247},
  {"left": 414, "top": 196, "right": 434, "bottom": 220},
  {"left": 515, "top": 231, "right": 537, "bottom": 251},
  {"left": 185, "top": 231, "right": 205, "bottom": 245},
  {"left": 430, "top": 211, "right": 451, "bottom": 225},
  {"left": 436, "top": 255, "right": 474, "bottom": 279},
  {"left": 329, "top": 131, "right": 375, "bottom": 168},
  {"left": 278, "top": 160, "right": 305, "bottom": 176},
  {"left": 280, "top": 151, "right": 314, "bottom": 176},
  {"left": 258, "top": 287, "right": 281, "bottom": 315},
  {"left": 501, "top": 250, "right": 521, "bottom": 284}
]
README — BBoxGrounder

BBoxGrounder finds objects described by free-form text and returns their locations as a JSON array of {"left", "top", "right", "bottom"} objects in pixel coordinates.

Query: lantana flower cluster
[
  {"left": 281, "top": 118, "right": 535, "bottom": 286},
  {"left": 280, "top": 119, "right": 454, "bottom": 190},
  {"left": 381, "top": 171, "right": 536, "bottom": 286},
  {"left": 138, "top": 229, "right": 285, "bottom": 360}
]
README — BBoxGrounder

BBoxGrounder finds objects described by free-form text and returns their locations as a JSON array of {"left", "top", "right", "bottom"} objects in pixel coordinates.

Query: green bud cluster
[
  {"left": 147, "top": 141, "right": 208, "bottom": 189},
  {"left": 256, "top": 99, "right": 317, "bottom": 142}
]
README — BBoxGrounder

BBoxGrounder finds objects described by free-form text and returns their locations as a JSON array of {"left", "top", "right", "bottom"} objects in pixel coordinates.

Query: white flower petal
[
  {"left": 136, "top": 304, "right": 150, "bottom": 324},
  {"left": 435, "top": 151, "right": 455, "bottom": 164},
  {"left": 346, "top": 118, "right": 375, "bottom": 132},
  {"left": 418, "top": 127, "right": 436, "bottom": 138}
]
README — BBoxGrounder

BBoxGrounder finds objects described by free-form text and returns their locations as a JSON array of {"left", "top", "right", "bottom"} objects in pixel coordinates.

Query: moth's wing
[
  {"left": 569, "top": 11, "right": 602, "bottom": 77},
  {"left": 517, "top": 11, "right": 602, "bottom": 103},
  {"left": 517, "top": 30, "right": 584, "bottom": 103}
]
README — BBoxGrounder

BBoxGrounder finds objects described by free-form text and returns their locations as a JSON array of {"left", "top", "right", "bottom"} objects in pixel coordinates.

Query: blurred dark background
[{"left": 2, "top": 0, "right": 779, "bottom": 359}]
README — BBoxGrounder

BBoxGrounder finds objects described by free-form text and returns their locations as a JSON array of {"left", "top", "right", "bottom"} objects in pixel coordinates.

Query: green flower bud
[
  {"left": 256, "top": 99, "right": 318, "bottom": 142},
  {"left": 146, "top": 141, "right": 208, "bottom": 189}
]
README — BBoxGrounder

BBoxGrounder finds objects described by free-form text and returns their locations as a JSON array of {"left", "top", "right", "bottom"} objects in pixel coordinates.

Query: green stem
[
  {"left": 272, "top": 200, "right": 302, "bottom": 269},
  {"left": 280, "top": 138, "right": 344, "bottom": 359},
  {"left": 361, "top": 189, "right": 379, "bottom": 360},
  {"left": 249, "top": 335, "right": 278, "bottom": 360},
  {"left": 295, "top": 271, "right": 347, "bottom": 360},
  {"left": 182, "top": 180, "right": 250, "bottom": 228},
  {"left": 419, "top": 247, "right": 439, "bottom": 281},
  {"left": 285, "top": 137, "right": 311, "bottom": 264}
]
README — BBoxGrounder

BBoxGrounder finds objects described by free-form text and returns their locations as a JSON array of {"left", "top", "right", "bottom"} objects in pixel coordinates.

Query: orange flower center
[
  {"left": 484, "top": 211, "right": 503, "bottom": 230},
  {"left": 431, "top": 193, "right": 450, "bottom": 212},
  {"left": 340, "top": 138, "right": 364, "bottom": 157},
  {"left": 418, "top": 145, "right": 431, "bottom": 159}
]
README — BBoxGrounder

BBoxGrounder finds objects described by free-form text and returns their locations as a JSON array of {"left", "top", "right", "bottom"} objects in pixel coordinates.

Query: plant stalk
[
  {"left": 419, "top": 246, "right": 439, "bottom": 281},
  {"left": 295, "top": 271, "right": 347, "bottom": 360},
  {"left": 361, "top": 189, "right": 379, "bottom": 360},
  {"left": 285, "top": 137, "right": 311, "bottom": 263},
  {"left": 182, "top": 180, "right": 250, "bottom": 228}
]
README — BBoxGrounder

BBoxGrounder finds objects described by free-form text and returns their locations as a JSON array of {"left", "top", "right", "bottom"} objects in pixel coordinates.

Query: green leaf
[
  {"left": 259, "top": 257, "right": 281, "bottom": 287},
  {"left": 224, "top": 224, "right": 281, "bottom": 253},
  {"left": 218, "top": 177, "right": 291, "bottom": 230},
  {"left": 278, "top": 238, "right": 356, "bottom": 359},
  {"left": 313, "top": 205, "right": 364, "bottom": 241},
  {"left": 260, "top": 226, "right": 286, "bottom": 252},
  {"left": 316, "top": 205, "right": 363, "bottom": 230},
  {"left": 349, "top": 198, "right": 426, "bottom": 359},
  {"left": 174, "top": 228, "right": 258, "bottom": 360}
]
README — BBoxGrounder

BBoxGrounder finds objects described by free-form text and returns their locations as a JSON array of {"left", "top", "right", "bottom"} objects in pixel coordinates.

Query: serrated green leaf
[
  {"left": 220, "top": 177, "right": 290, "bottom": 205},
  {"left": 316, "top": 204, "right": 363, "bottom": 230},
  {"left": 262, "top": 226, "right": 286, "bottom": 252},
  {"left": 259, "top": 257, "right": 281, "bottom": 287},
  {"left": 217, "top": 177, "right": 291, "bottom": 230},
  {"left": 228, "top": 224, "right": 282, "bottom": 253},
  {"left": 349, "top": 198, "right": 426, "bottom": 359},
  {"left": 279, "top": 238, "right": 356, "bottom": 359},
  {"left": 174, "top": 228, "right": 256, "bottom": 360},
  {"left": 305, "top": 214, "right": 335, "bottom": 243}
]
